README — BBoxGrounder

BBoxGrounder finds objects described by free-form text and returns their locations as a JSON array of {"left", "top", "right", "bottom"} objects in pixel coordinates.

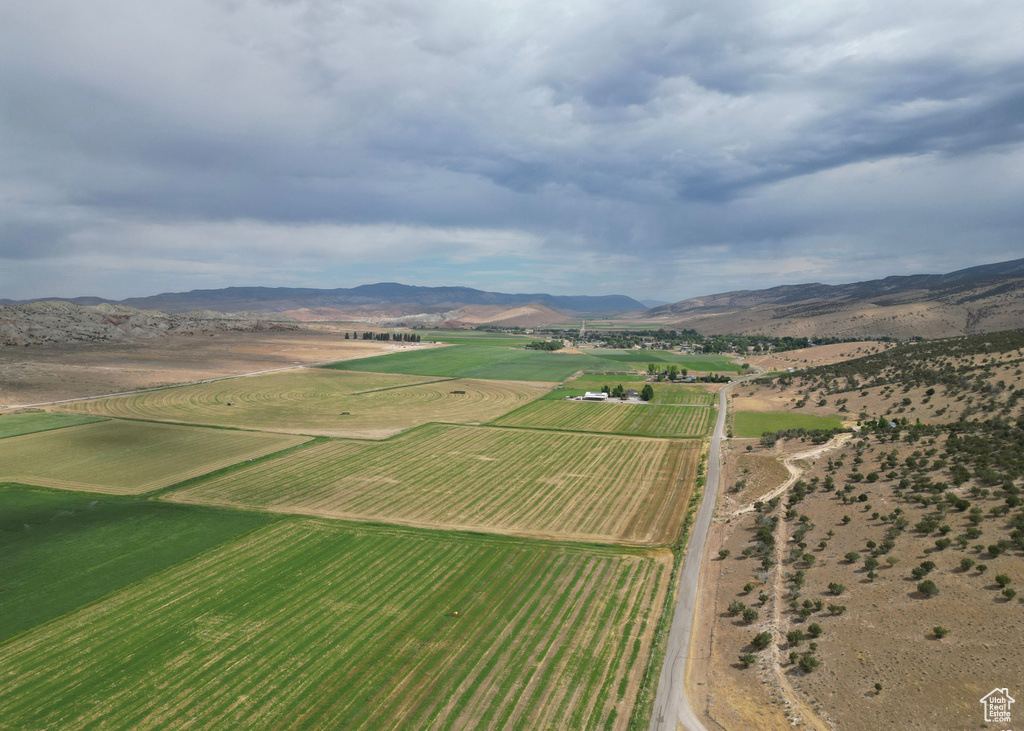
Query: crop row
[
  {"left": 0, "top": 520, "right": 671, "bottom": 730},
  {"left": 492, "top": 400, "right": 713, "bottom": 438},
  {"left": 167, "top": 424, "right": 699, "bottom": 545}
]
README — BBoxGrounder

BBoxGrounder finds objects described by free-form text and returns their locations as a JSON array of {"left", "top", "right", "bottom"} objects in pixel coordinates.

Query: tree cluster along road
[{"left": 650, "top": 368, "right": 760, "bottom": 731}]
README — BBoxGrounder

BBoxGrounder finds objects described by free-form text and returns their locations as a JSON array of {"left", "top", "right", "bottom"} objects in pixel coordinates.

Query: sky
[{"left": 2, "top": 0, "right": 1023, "bottom": 303}]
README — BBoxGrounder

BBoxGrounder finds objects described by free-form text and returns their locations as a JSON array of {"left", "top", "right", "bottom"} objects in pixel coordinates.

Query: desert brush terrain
[{"left": 691, "top": 329, "right": 1024, "bottom": 730}]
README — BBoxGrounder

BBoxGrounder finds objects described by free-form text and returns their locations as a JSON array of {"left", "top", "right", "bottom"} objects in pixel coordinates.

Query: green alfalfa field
[
  {"left": 0, "top": 410, "right": 105, "bottom": 439},
  {"left": 323, "top": 344, "right": 741, "bottom": 382},
  {"left": 0, "top": 484, "right": 271, "bottom": 643},
  {"left": 0, "top": 419, "right": 310, "bottom": 494},
  {"left": 731, "top": 410, "right": 844, "bottom": 438},
  {"left": 0, "top": 519, "right": 671, "bottom": 731}
]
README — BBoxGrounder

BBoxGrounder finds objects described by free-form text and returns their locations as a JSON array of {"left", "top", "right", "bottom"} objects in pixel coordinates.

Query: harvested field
[
  {"left": 167, "top": 424, "right": 700, "bottom": 546},
  {"left": 0, "top": 520, "right": 672, "bottom": 731},
  {"left": 0, "top": 420, "right": 309, "bottom": 494},
  {"left": 55, "top": 370, "right": 550, "bottom": 438},
  {"left": 492, "top": 399, "right": 713, "bottom": 438},
  {"left": 0, "top": 411, "right": 104, "bottom": 439},
  {"left": 0, "top": 485, "right": 270, "bottom": 643},
  {"left": 650, "top": 383, "right": 716, "bottom": 405}
]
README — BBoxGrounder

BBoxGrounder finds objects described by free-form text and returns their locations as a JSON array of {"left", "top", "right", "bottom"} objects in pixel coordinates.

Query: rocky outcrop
[{"left": 0, "top": 301, "right": 297, "bottom": 346}]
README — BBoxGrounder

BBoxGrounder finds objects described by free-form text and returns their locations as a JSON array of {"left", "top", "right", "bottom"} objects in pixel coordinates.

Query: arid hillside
[
  {"left": 280, "top": 302, "right": 569, "bottom": 328},
  {"left": 641, "top": 257, "right": 1024, "bottom": 339},
  {"left": 692, "top": 330, "right": 1024, "bottom": 730},
  {"left": 738, "top": 329, "right": 1024, "bottom": 427},
  {"left": 0, "top": 301, "right": 295, "bottom": 347}
]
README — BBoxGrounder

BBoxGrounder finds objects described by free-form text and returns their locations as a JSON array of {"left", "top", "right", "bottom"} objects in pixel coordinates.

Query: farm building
[
  {"left": 583, "top": 392, "right": 609, "bottom": 401},
  {"left": 623, "top": 389, "right": 640, "bottom": 399}
]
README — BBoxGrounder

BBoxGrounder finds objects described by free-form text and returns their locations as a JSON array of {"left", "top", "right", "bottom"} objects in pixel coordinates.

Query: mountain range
[
  {"left": 641, "top": 256, "right": 1024, "bottom": 338},
  {"left": 0, "top": 283, "right": 643, "bottom": 318},
  {"left": 4, "top": 257, "right": 1023, "bottom": 340}
]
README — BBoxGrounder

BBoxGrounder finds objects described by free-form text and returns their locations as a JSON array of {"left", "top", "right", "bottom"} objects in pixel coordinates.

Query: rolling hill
[{"left": 641, "top": 257, "right": 1024, "bottom": 338}]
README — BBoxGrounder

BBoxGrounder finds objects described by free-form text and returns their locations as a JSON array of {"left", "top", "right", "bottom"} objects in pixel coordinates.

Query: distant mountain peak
[{"left": 5, "top": 283, "right": 645, "bottom": 318}]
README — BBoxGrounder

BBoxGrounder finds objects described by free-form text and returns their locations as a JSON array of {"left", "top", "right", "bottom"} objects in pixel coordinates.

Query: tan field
[
  {"left": 0, "top": 327, "right": 415, "bottom": 408},
  {"left": 54, "top": 369, "right": 552, "bottom": 439},
  {"left": 0, "top": 419, "right": 309, "bottom": 494},
  {"left": 166, "top": 423, "right": 702, "bottom": 546}
]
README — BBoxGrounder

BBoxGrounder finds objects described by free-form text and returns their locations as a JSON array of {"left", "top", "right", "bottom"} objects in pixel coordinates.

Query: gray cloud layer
[{"left": 2, "top": 0, "right": 1023, "bottom": 300}]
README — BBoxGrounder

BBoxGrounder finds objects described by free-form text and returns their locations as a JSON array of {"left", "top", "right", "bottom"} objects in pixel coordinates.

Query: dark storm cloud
[{"left": 1, "top": 0, "right": 1023, "bottom": 299}]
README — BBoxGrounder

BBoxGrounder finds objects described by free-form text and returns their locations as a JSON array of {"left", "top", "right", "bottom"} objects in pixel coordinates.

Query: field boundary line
[
  {"left": 0, "top": 414, "right": 109, "bottom": 441},
  {"left": 348, "top": 376, "right": 457, "bottom": 394},
  {"left": 0, "top": 510, "right": 280, "bottom": 648},
  {"left": 166, "top": 500, "right": 683, "bottom": 550},
  {"left": 144, "top": 436, "right": 326, "bottom": 499},
  {"left": 478, "top": 421, "right": 710, "bottom": 440},
  {"left": 255, "top": 514, "right": 674, "bottom": 557}
]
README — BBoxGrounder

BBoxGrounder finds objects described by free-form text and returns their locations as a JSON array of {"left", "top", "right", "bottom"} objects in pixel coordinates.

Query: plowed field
[
  {"left": 167, "top": 424, "right": 700, "bottom": 546},
  {"left": 0, "top": 520, "right": 671, "bottom": 731}
]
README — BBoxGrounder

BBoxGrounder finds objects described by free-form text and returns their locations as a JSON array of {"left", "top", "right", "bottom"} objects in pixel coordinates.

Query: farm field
[
  {"left": 0, "top": 485, "right": 270, "bottom": 643},
  {"left": 492, "top": 399, "right": 713, "bottom": 438},
  {"left": 650, "top": 383, "right": 717, "bottom": 404},
  {"left": 0, "top": 327, "right": 401, "bottom": 407},
  {"left": 326, "top": 344, "right": 743, "bottom": 381},
  {"left": 0, "top": 520, "right": 672, "bottom": 731},
  {"left": 167, "top": 423, "right": 700, "bottom": 546},
  {"left": 0, "top": 411, "right": 104, "bottom": 439},
  {"left": 0, "top": 420, "right": 310, "bottom": 494},
  {"left": 544, "top": 376, "right": 715, "bottom": 404},
  {"left": 419, "top": 331, "right": 538, "bottom": 346},
  {"left": 55, "top": 369, "right": 550, "bottom": 438},
  {"left": 539, "top": 373, "right": 641, "bottom": 401},
  {"left": 323, "top": 344, "right": 619, "bottom": 381},
  {"left": 588, "top": 349, "right": 743, "bottom": 372},
  {"left": 732, "top": 410, "right": 844, "bottom": 437}
]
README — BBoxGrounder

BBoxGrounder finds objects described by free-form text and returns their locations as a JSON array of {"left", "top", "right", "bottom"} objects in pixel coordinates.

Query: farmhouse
[
  {"left": 623, "top": 389, "right": 640, "bottom": 399},
  {"left": 583, "top": 392, "right": 609, "bottom": 401}
]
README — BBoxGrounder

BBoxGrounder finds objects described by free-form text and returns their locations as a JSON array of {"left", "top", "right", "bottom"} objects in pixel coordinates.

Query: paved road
[{"left": 649, "top": 380, "right": 734, "bottom": 731}]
